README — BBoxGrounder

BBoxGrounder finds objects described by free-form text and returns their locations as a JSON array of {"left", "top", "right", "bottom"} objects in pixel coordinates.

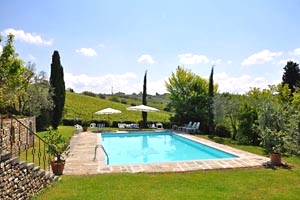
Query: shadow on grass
[{"left": 263, "top": 161, "right": 293, "bottom": 170}]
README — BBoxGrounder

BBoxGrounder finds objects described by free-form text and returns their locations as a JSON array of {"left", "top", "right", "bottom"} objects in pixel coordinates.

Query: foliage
[
  {"left": 282, "top": 61, "right": 300, "bottom": 94},
  {"left": 208, "top": 66, "right": 215, "bottom": 136},
  {"left": 81, "top": 119, "right": 90, "bottom": 127},
  {"left": 283, "top": 110, "right": 300, "bottom": 155},
  {"left": 49, "top": 51, "right": 66, "bottom": 129},
  {"left": 142, "top": 70, "right": 147, "bottom": 128},
  {"left": 120, "top": 99, "right": 127, "bottom": 104},
  {"left": 23, "top": 71, "right": 54, "bottom": 130},
  {"left": 43, "top": 129, "right": 69, "bottom": 162},
  {"left": 215, "top": 124, "right": 231, "bottom": 138},
  {"left": 214, "top": 93, "right": 242, "bottom": 140},
  {"left": 109, "top": 96, "right": 120, "bottom": 102},
  {"left": 165, "top": 66, "right": 212, "bottom": 130},
  {"left": 0, "top": 34, "right": 34, "bottom": 113},
  {"left": 36, "top": 108, "right": 52, "bottom": 131},
  {"left": 81, "top": 91, "right": 98, "bottom": 97},
  {"left": 237, "top": 102, "right": 259, "bottom": 145},
  {"left": 257, "top": 99, "right": 286, "bottom": 154}
]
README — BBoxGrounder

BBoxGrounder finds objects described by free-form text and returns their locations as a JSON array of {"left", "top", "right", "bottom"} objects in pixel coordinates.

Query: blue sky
[{"left": 1, "top": 0, "right": 300, "bottom": 94}]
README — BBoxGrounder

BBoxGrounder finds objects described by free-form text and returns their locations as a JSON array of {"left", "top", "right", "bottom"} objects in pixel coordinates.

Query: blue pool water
[{"left": 101, "top": 131, "right": 237, "bottom": 165}]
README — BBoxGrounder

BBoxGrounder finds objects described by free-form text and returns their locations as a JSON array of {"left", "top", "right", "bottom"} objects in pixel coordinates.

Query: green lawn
[{"left": 31, "top": 127, "right": 300, "bottom": 200}]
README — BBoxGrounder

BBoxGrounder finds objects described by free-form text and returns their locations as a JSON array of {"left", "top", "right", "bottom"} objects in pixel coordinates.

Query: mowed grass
[
  {"left": 33, "top": 168, "right": 300, "bottom": 200},
  {"left": 64, "top": 92, "right": 171, "bottom": 123},
  {"left": 31, "top": 126, "right": 300, "bottom": 200}
]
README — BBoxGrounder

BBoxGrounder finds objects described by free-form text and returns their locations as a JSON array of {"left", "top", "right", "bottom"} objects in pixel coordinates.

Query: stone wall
[
  {"left": 0, "top": 154, "right": 58, "bottom": 200},
  {"left": 0, "top": 116, "right": 57, "bottom": 200},
  {"left": 1, "top": 117, "right": 35, "bottom": 155}
]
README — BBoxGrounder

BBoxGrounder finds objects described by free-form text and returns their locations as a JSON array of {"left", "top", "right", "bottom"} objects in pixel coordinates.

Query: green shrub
[
  {"left": 109, "top": 96, "right": 120, "bottom": 102},
  {"left": 121, "top": 99, "right": 127, "bottom": 104},
  {"left": 215, "top": 125, "right": 231, "bottom": 138}
]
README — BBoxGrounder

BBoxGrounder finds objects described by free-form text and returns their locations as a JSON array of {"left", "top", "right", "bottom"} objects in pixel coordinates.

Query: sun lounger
[
  {"left": 74, "top": 124, "right": 82, "bottom": 132},
  {"left": 178, "top": 121, "right": 193, "bottom": 131},
  {"left": 185, "top": 122, "right": 200, "bottom": 134},
  {"left": 156, "top": 123, "right": 163, "bottom": 129},
  {"left": 98, "top": 123, "right": 105, "bottom": 131}
]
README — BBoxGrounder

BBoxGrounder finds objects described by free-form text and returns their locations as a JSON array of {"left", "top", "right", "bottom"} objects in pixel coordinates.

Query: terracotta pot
[
  {"left": 51, "top": 160, "right": 65, "bottom": 175},
  {"left": 270, "top": 153, "right": 282, "bottom": 165},
  {"left": 82, "top": 126, "right": 88, "bottom": 132}
]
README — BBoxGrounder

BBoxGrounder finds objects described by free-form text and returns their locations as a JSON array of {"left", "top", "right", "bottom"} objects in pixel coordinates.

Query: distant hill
[{"left": 64, "top": 91, "right": 172, "bottom": 123}]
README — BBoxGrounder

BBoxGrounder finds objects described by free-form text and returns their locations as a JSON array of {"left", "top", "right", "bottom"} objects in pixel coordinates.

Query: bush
[
  {"left": 109, "top": 96, "right": 120, "bottom": 103},
  {"left": 215, "top": 125, "right": 231, "bottom": 138},
  {"left": 121, "top": 99, "right": 127, "bottom": 104},
  {"left": 81, "top": 91, "right": 97, "bottom": 97},
  {"left": 98, "top": 94, "right": 106, "bottom": 99}
]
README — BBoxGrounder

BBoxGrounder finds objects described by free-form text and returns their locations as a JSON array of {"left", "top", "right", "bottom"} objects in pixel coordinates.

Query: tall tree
[
  {"left": 49, "top": 51, "right": 65, "bottom": 129},
  {"left": 282, "top": 61, "right": 300, "bottom": 94},
  {"left": 142, "top": 70, "right": 147, "bottom": 128},
  {"left": 0, "top": 34, "right": 33, "bottom": 113},
  {"left": 208, "top": 66, "right": 215, "bottom": 136}
]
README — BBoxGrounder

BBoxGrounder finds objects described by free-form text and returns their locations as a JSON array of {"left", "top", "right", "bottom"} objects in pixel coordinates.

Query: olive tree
[{"left": 0, "top": 34, "right": 36, "bottom": 114}]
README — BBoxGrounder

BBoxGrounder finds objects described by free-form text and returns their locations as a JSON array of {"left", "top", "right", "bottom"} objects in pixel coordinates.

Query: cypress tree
[
  {"left": 208, "top": 66, "right": 215, "bottom": 137},
  {"left": 282, "top": 61, "right": 300, "bottom": 94},
  {"left": 49, "top": 51, "right": 65, "bottom": 129},
  {"left": 142, "top": 70, "right": 147, "bottom": 128}
]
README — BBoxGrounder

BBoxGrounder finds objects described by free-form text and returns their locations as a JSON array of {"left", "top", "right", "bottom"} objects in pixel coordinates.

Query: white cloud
[
  {"left": 278, "top": 59, "right": 295, "bottom": 65},
  {"left": 242, "top": 50, "right": 282, "bottom": 66},
  {"left": 227, "top": 60, "right": 232, "bottom": 65},
  {"left": 214, "top": 72, "right": 278, "bottom": 94},
  {"left": 1, "top": 28, "right": 53, "bottom": 45},
  {"left": 137, "top": 54, "right": 155, "bottom": 64},
  {"left": 64, "top": 72, "right": 168, "bottom": 95},
  {"left": 76, "top": 48, "right": 97, "bottom": 56},
  {"left": 291, "top": 48, "right": 300, "bottom": 56},
  {"left": 178, "top": 53, "right": 209, "bottom": 65},
  {"left": 63, "top": 70, "right": 281, "bottom": 95}
]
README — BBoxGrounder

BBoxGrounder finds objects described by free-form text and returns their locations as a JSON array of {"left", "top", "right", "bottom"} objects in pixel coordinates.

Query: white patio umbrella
[
  {"left": 127, "top": 105, "right": 159, "bottom": 127},
  {"left": 95, "top": 108, "right": 122, "bottom": 115},
  {"left": 95, "top": 108, "right": 122, "bottom": 120},
  {"left": 126, "top": 105, "right": 159, "bottom": 112}
]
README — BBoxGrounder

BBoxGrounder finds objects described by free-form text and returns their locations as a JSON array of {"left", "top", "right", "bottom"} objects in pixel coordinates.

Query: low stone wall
[
  {"left": 0, "top": 154, "right": 58, "bottom": 200},
  {"left": 1, "top": 117, "right": 36, "bottom": 154},
  {"left": 0, "top": 116, "right": 57, "bottom": 200}
]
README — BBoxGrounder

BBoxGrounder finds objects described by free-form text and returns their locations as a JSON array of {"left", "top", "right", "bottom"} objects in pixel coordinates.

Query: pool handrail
[{"left": 94, "top": 144, "right": 109, "bottom": 165}]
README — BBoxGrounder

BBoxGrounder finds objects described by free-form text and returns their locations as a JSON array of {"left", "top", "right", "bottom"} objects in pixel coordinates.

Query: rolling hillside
[{"left": 64, "top": 92, "right": 172, "bottom": 124}]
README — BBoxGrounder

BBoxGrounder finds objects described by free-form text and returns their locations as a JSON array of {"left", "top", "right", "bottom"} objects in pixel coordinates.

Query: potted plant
[
  {"left": 44, "top": 129, "right": 69, "bottom": 175},
  {"left": 261, "top": 128, "right": 285, "bottom": 165},
  {"left": 81, "top": 119, "right": 90, "bottom": 132}
]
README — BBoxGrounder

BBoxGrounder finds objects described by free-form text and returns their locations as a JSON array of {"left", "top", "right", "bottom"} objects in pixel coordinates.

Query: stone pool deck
[{"left": 64, "top": 131, "right": 269, "bottom": 175}]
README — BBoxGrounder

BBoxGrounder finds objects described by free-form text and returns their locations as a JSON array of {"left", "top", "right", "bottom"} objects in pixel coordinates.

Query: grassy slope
[{"left": 64, "top": 92, "right": 171, "bottom": 123}]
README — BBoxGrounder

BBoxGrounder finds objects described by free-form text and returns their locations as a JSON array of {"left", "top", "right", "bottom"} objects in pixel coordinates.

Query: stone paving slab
[{"left": 64, "top": 131, "right": 269, "bottom": 175}]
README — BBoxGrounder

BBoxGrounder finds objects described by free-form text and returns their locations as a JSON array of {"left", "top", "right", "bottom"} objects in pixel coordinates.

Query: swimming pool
[{"left": 101, "top": 131, "right": 237, "bottom": 165}]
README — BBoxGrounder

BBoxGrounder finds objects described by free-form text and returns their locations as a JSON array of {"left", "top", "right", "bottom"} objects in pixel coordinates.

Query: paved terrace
[{"left": 64, "top": 131, "right": 269, "bottom": 175}]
